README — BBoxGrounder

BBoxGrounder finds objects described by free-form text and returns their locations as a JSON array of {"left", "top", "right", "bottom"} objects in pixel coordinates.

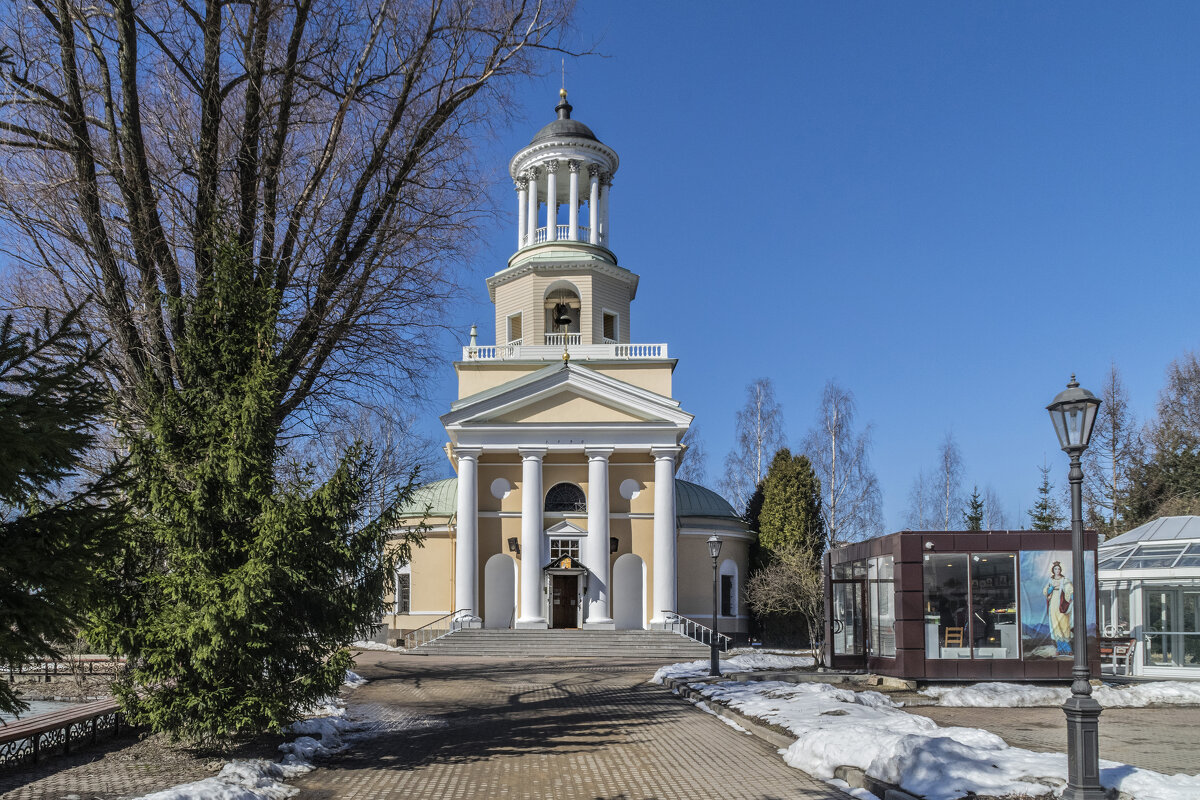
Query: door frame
[{"left": 830, "top": 577, "right": 869, "bottom": 670}]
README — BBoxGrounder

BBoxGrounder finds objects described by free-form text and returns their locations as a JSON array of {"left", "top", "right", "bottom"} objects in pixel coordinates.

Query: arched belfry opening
[{"left": 544, "top": 282, "right": 581, "bottom": 345}]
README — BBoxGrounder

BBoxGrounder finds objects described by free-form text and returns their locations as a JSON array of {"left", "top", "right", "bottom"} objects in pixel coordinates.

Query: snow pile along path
[
  {"left": 350, "top": 640, "right": 404, "bottom": 652},
  {"left": 134, "top": 671, "right": 371, "bottom": 800},
  {"left": 680, "top": 677, "right": 1200, "bottom": 800},
  {"left": 922, "top": 680, "right": 1200, "bottom": 708},
  {"left": 651, "top": 652, "right": 814, "bottom": 683}
]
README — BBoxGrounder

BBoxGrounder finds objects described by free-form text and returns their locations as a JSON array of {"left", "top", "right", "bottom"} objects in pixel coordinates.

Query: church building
[{"left": 383, "top": 92, "right": 752, "bottom": 641}]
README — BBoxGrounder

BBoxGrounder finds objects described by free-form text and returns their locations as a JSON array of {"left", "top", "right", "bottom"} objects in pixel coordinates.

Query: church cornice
[
  {"left": 488, "top": 246, "right": 638, "bottom": 301},
  {"left": 510, "top": 139, "right": 618, "bottom": 179}
]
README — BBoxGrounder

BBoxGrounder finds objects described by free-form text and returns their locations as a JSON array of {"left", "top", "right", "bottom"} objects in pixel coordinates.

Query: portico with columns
[{"left": 382, "top": 92, "right": 753, "bottom": 642}]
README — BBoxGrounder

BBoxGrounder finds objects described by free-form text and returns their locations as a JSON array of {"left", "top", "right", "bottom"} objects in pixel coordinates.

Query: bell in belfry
[{"left": 553, "top": 302, "right": 572, "bottom": 329}]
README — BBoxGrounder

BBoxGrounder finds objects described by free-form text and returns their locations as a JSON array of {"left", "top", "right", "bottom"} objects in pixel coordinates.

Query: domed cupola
[{"left": 509, "top": 90, "right": 619, "bottom": 252}]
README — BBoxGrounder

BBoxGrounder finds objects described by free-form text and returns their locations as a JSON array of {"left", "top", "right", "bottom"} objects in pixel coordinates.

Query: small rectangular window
[
  {"left": 549, "top": 538, "right": 580, "bottom": 561},
  {"left": 395, "top": 572, "right": 411, "bottom": 614},
  {"left": 507, "top": 313, "right": 522, "bottom": 345},
  {"left": 721, "top": 575, "right": 734, "bottom": 616},
  {"left": 602, "top": 311, "right": 617, "bottom": 343}
]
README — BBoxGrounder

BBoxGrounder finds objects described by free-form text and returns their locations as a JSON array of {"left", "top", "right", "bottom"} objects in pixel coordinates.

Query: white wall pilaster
[
  {"left": 584, "top": 447, "right": 614, "bottom": 628},
  {"left": 517, "top": 447, "right": 548, "bottom": 628},
  {"left": 453, "top": 448, "right": 481, "bottom": 625},
  {"left": 650, "top": 447, "right": 679, "bottom": 627}
]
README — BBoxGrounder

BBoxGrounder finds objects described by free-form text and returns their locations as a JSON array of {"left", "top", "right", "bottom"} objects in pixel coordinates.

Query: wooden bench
[{"left": 0, "top": 699, "right": 124, "bottom": 769}]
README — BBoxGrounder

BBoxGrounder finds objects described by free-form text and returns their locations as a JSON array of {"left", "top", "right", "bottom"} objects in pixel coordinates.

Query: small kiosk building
[{"left": 824, "top": 530, "right": 1099, "bottom": 680}]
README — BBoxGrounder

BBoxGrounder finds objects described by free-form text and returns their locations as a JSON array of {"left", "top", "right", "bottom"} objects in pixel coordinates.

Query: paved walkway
[
  {"left": 292, "top": 654, "right": 849, "bottom": 800},
  {"left": 909, "top": 704, "right": 1200, "bottom": 777}
]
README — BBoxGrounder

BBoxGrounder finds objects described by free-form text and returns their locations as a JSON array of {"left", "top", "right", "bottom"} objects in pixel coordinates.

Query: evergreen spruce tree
[
  {"left": 758, "top": 449, "right": 825, "bottom": 565},
  {"left": 962, "top": 486, "right": 985, "bottom": 530},
  {"left": 90, "top": 239, "right": 418, "bottom": 742},
  {"left": 0, "top": 308, "right": 124, "bottom": 715},
  {"left": 1028, "top": 464, "right": 1067, "bottom": 530}
]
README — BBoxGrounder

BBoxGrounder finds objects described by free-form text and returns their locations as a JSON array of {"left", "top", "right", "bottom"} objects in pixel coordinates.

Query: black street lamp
[
  {"left": 1046, "top": 374, "right": 1104, "bottom": 800},
  {"left": 707, "top": 534, "right": 723, "bottom": 677}
]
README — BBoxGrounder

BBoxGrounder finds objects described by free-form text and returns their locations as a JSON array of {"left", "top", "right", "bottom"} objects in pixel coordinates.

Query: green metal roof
[
  {"left": 674, "top": 479, "right": 740, "bottom": 520},
  {"left": 393, "top": 476, "right": 740, "bottom": 522},
  {"left": 394, "top": 477, "right": 459, "bottom": 518}
]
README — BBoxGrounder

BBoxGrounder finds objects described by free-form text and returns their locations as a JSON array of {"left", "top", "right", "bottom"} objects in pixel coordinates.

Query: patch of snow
[
  {"left": 343, "top": 670, "right": 368, "bottom": 688},
  {"left": 826, "top": 778, "right": 881, "bottom": 800},
  {"left": 133, "top": 759, "right": 309, "bottom": 800},
  {"left": 350, "top": 640, "right": 403, "bottom": 652},
  {"left": 687, "top": 697, "right": 751, "bottom": 734},
  {"left": 650, "top": 653, "right": 815, "bottom": 684},
  {"left": 922, "top": 680, "right": 1200, "bottom": 708},
  {"left": 690, "top": 679, "right": 1200, "bottom": 800}
]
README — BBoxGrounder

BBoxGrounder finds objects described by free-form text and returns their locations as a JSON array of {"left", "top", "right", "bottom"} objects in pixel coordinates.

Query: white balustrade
[
  {"left": 525, "top": 226, "right": 595, "bottom": 248},
  {"left": 544, "top": 332, "right": 582, "bottom": 346},
  {"left": 462, "top": 342, "right": 667, "bottom": 361}
]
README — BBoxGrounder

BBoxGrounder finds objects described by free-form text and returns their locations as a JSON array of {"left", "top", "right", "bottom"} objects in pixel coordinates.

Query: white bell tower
[{"left": 482, "top": 91, "right": 640, "bottom": 353}]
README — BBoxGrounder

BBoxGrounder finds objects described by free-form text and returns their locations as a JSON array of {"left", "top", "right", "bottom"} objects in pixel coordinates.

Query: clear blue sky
[{"left": 426, "top": 3, "right": 1200, "bottom": 531}]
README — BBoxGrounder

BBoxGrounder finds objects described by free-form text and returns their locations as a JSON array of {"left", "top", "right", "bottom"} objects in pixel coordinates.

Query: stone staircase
[{"left": 411, "top": 628, "right": 716, "bottom": 660}]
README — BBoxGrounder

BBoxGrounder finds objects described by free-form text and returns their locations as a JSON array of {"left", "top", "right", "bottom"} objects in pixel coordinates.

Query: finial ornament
[{"left": 1068, "top": 374, "right": 1078, "bottom": 388}]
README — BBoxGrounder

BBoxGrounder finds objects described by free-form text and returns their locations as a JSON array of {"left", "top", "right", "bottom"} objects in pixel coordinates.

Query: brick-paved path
[
  {"left": 910, "top": 704, "right": 1200, "bottom": 777},
  {"left": 292, "top": 654, "right": 850, "bottom": 800}
]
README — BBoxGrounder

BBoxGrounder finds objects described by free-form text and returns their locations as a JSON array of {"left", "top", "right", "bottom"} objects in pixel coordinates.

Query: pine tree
[
  {"left": 757, "top": 448, "right": 825, "bottom": 565},
  {"left": 962, "top": 486, "right": 985, "bottom": 530},
  {"left": 0, "top": 308, "right": 124, "bottom": 716},
  {"left": 89, "top": 240, "right": 419, "bottom": 742},
  {"left": 1028, "top": 464, "right": 1067, "bottom": 531}
]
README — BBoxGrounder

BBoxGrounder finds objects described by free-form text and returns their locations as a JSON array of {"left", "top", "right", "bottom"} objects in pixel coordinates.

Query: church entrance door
[{"left": 551, "top": 575, "right": 579, "bottom": 628}]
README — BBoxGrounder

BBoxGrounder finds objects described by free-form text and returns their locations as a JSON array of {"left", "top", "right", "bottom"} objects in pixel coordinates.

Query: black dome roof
[{"left": 529, "top": 91, "right": 598, "bottom": 145}]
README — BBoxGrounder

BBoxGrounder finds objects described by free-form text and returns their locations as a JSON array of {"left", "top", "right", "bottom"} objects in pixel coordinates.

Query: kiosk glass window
[
  {"left": 868, "top": 556, "right": 896, "bottom": 657},
  {"left": 970, "top": 553, "right": 1018, "bottom": 659},
  {"left": 923, "top": 554, "right": 970, "bottom": 659},
  {"left": 1099, "top": 585, "right": 1132, "bottom": 637}
]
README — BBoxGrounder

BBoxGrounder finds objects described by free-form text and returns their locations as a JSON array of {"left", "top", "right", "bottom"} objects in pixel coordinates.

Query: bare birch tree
[
  {"left": 800, "top": 380, "right": 882, "bottom": 547},
  {"left": 936, "top": 432, "right": 964, "bottom": 530},
  {"left": 719, "top": 377, "right": 786, "bottom": 513},
  {"left": 677, "top": 423, "right": 710, "bottom": 487},
  {"left": 1082, "top": 362, "right": 1138, "bottom": 535},
  {"left": 904, "top": 468, "right": 937, "bottom": 530},
  {"left": 983, "top": 485, "right": 1009, "bottom": 530},
  {"left": 0, "top": 0, "right": 577, "bottom": 431}
]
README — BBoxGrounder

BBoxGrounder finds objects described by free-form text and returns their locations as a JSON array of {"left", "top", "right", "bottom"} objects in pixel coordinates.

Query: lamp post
[
  {"left": 707, "top": 535, "right": 723, "bottom": 677},
  {"left": 1046, "top": 374, "right": 1104, "bottom": 800}
]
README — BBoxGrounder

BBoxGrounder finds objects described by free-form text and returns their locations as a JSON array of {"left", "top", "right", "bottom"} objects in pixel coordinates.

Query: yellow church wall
[
  {"left": 455, "top": 363, "right": 542, "bottom": 399},
  {"left": 478, "top": 460, "right": 522, "bottom": 513},
  {"left": 587, "top": 363, "right": 673, "bottom": 397},
  {"left": 676, "top": 533, "right": 750, "bottom": 635},
  {"left": 588, "top": 272, "right": 633, "bottom": 343},
  {"left": 492, "top": 391, "right": 644, "bottom": 424}
]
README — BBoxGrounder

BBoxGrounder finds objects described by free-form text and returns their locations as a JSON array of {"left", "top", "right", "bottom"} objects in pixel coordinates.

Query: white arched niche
[
  {"left": 483, "top": 553, "right": 517, "bottom": 629},
  {"left": 612, "top": 553, "right": 646, "bottom": 630},
  {"left": 720, "top": 557, "right": 739, "bottom": 618}
]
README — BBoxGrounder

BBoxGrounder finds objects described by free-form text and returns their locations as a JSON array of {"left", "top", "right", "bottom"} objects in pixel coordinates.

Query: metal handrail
[
  {"left": 661, "top": 611, "right": 732, "bottom": 652},
  {"left": 403, "top": 608, "right": 471, "bottom": 650}
]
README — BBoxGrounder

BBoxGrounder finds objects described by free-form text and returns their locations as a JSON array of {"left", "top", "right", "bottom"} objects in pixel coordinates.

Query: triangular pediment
[
  {"left": 441, "top": 363, "right": 691, "bottom": 429},
  {"left": 545, "top": 520, "right": 586, "bottom": 535}
]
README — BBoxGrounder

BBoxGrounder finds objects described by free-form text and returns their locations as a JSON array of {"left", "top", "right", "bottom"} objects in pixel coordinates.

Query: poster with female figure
[{"left": 1019, "top": 550, "right": 1097, "bottom": 660}]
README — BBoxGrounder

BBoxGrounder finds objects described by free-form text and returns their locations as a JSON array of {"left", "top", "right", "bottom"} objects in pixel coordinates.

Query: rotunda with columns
[{"left": 382, "top": 92, "right": 753, "bottom": 641}]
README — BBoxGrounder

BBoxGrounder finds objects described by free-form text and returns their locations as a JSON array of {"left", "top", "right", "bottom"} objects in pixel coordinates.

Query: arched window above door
[{"left": 545, "top": 482, "right": 586, "bottom": 513}]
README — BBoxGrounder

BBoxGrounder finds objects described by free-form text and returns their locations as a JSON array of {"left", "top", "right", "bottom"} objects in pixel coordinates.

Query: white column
[
  {"left": 650, "top": 447, "right": 679, "bottom": 627},
  {"left": 453, "top": 448, "right": 481, "bottom": 625},
  {"left": 545, "top": 161, "right": 558, "bottom": 241},
  {"left": 599, "top": 173, "right": 612, "bottom": 248},
  {"left": 516, "top": 178, "right": 528, "bottom": 250},
  {"left": 517, "top": 447, "right": 547, "bottom": 628},
  {"left": 584, "top": 447, "right": 614, "bottom": 627},
  {"left": 588, "top": 165, "right": 600, "bottom": 245},
  {"left": 567, "top": 160, "right": 580, "bottom": 241},
  {"left": 526, "top": 168, "right": 539, "bottom": 245}
]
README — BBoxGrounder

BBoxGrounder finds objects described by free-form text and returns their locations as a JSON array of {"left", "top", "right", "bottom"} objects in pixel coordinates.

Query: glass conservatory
[{"left": 1098, "top": 516, "right": 1200, "bottom": 676}]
